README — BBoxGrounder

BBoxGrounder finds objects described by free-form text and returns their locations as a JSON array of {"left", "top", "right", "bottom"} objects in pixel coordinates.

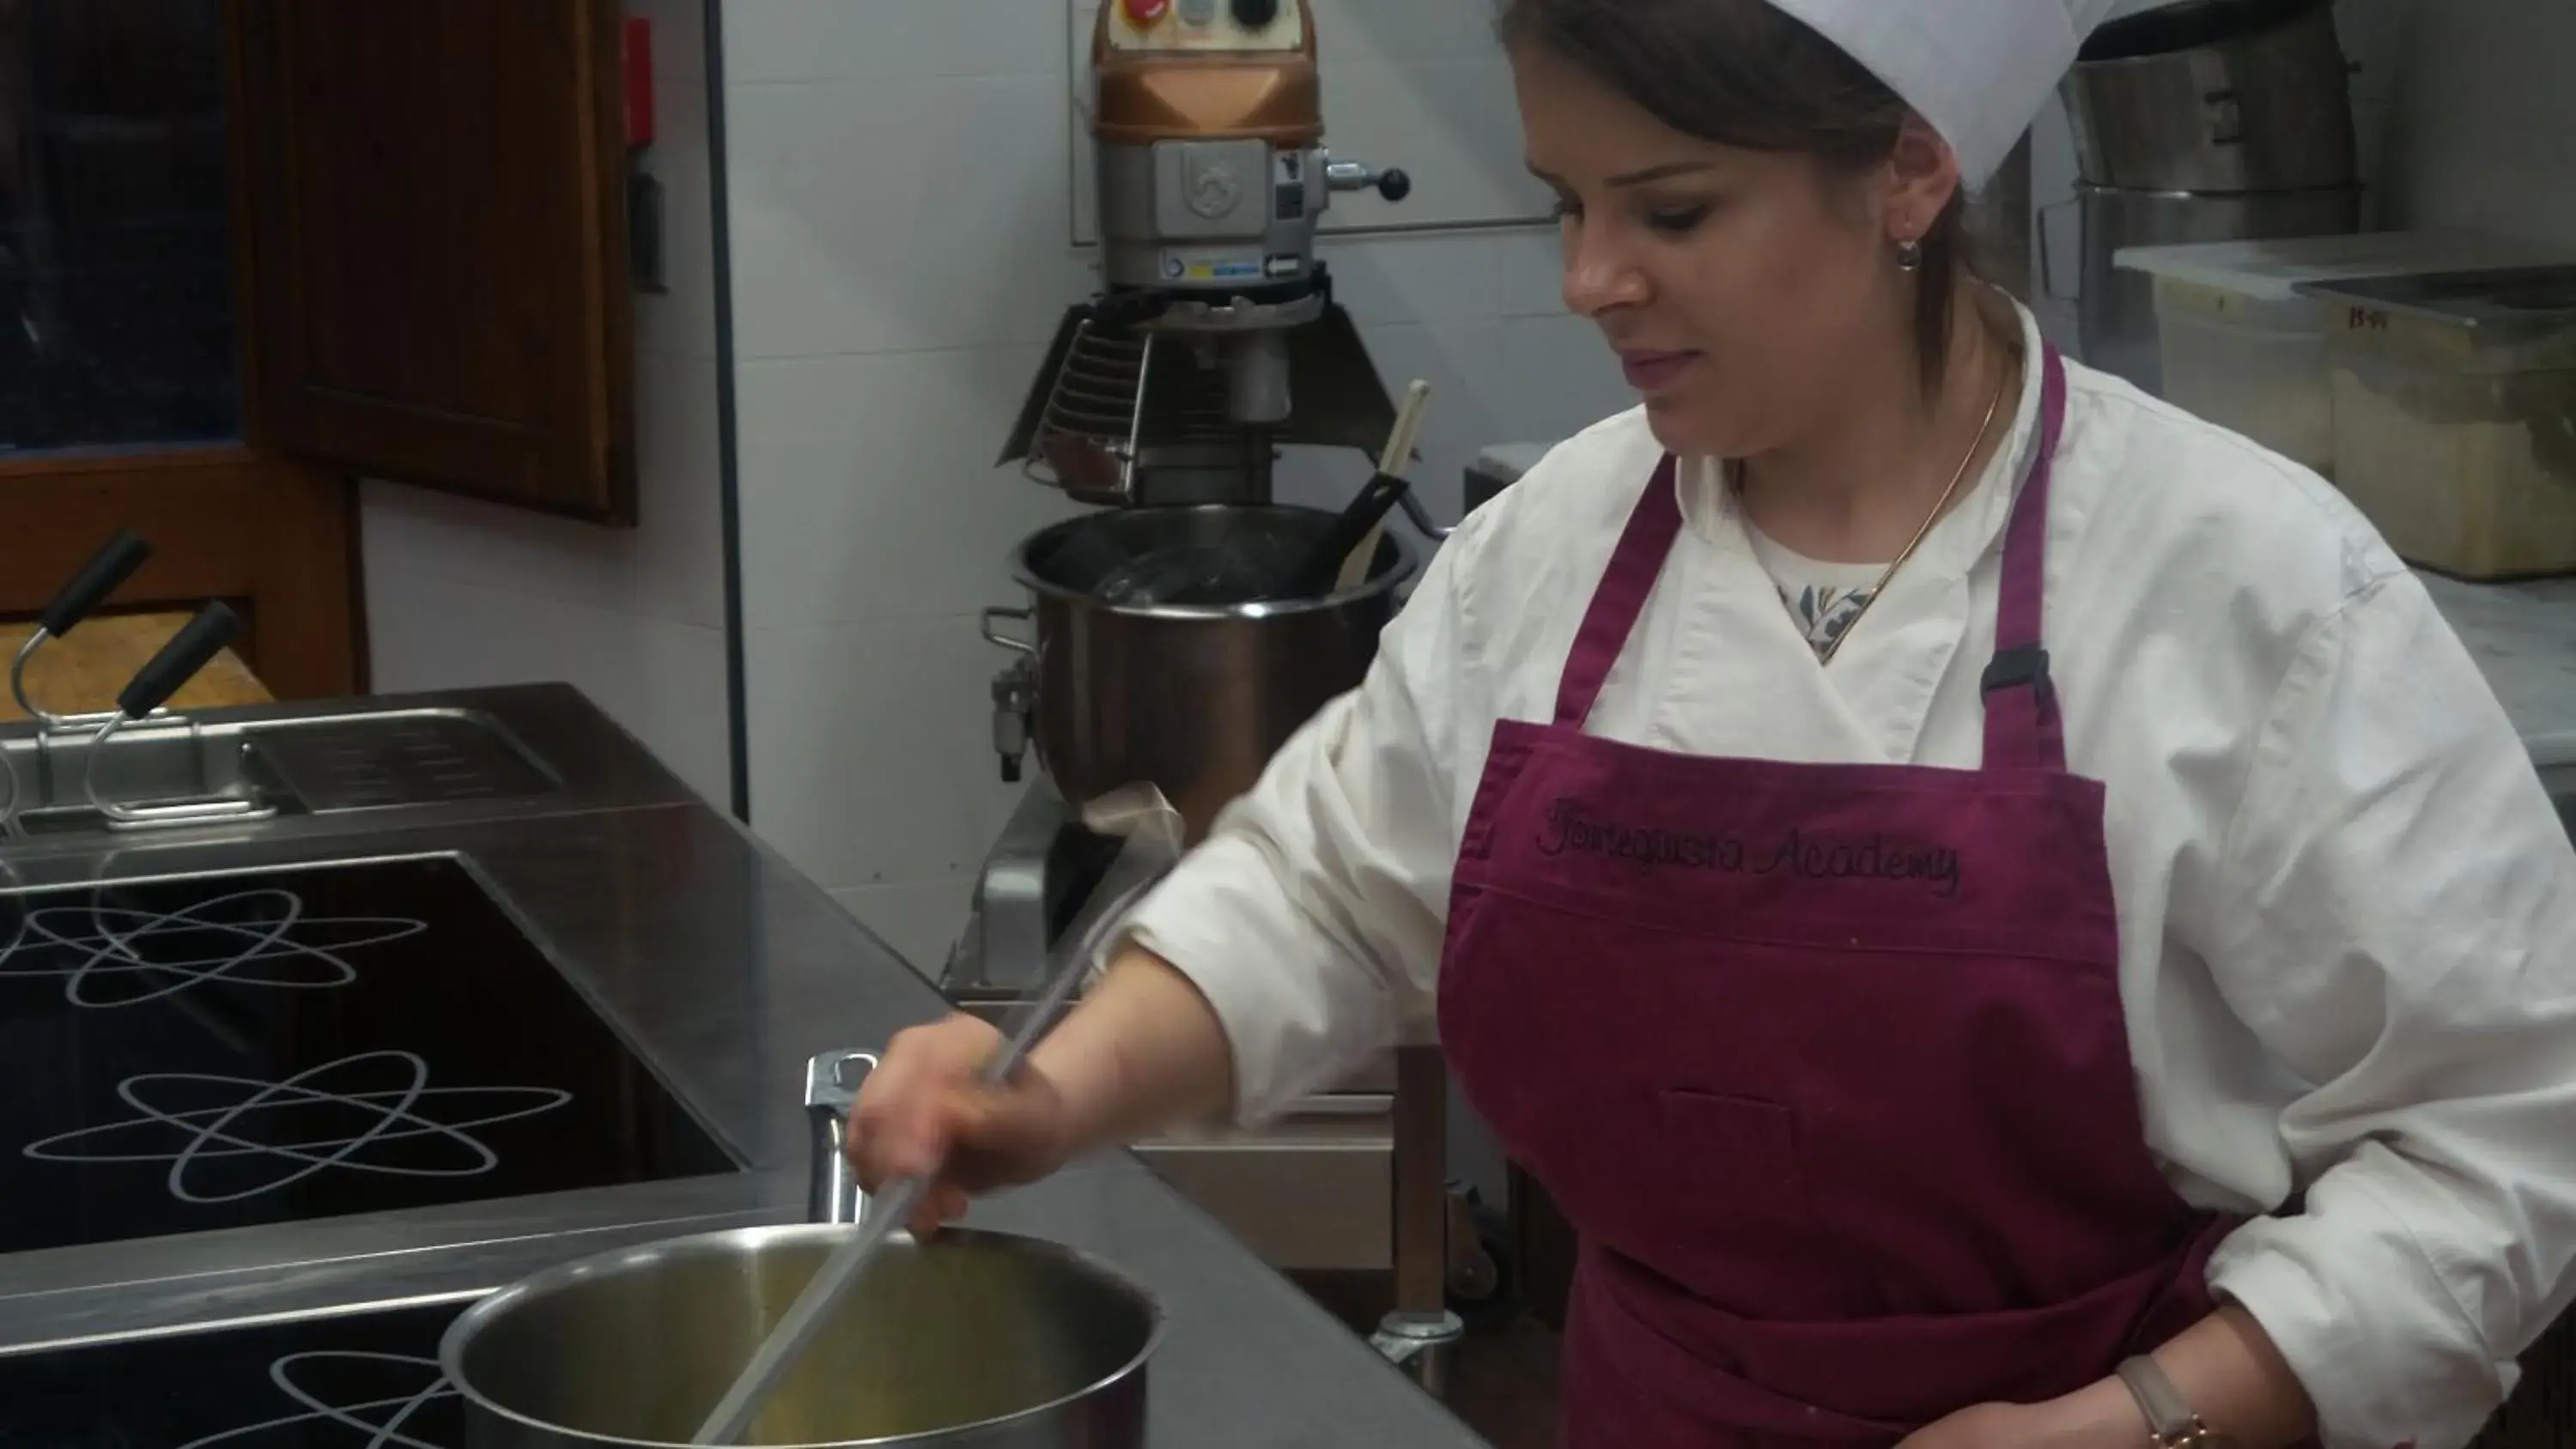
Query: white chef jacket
[{"left": 1113, "top": 299, "right": 2576, "bottom": 1449}]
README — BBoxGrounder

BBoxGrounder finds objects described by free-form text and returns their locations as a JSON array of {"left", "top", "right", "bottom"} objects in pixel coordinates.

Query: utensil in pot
[
  {"left": 1091, "top": 541, "right": 1263, "bottom": 608},
  {"left": 1273, "top": 380, "right": 1433, "bottom": 601},
  {"left": 441, "top": 1202, "right": 1163, "bottom": 1448},
  {"left": 1071, "top": 515, "right": 1315, "bottom": 610},
  {"left": 1329, "top": 379, "right": 1434, "bottom": 596},
  {"left": 1278, "top": 473, "right": 1413, "bottom": 601},
  {"left": 690, "top": 785, "right": 1185, "bottom": 1446}
]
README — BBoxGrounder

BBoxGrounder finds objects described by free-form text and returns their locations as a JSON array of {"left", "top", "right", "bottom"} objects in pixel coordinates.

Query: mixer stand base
[{"left": 943, "top": 774, "right": 1123, "bottom": 998}]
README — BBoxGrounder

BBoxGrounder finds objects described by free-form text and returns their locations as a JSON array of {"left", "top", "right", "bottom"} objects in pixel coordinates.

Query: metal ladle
[{"left": 690, "top": 785, "right": 1185, "bottom": 1446}]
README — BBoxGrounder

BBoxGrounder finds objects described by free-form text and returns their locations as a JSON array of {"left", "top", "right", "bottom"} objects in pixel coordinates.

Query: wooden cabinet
[
  {"left": 234, "top": 0, "right": 635, "bottom": 523},
  {"left": 0, "top": 452, "right": 359, "bottom": 702},
  {"left": 1, "top": 0, "right": 640, "bottom": 700}
]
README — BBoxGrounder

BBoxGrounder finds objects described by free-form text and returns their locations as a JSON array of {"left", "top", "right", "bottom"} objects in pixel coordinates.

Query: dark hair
[{"left": 1497, "top": 0, "right": 1973, "bottom": 394}]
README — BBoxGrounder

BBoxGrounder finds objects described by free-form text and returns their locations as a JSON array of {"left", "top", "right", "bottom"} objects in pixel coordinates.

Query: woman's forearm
[
  {"left": 2047, "top": 1307, "right": 2317, "bottom": 1449},
  {"left": 1026, "top": 946, "right": 1239, "bottom": 1154}
]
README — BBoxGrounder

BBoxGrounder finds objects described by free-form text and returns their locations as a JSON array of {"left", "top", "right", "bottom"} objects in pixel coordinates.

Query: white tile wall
[
  {"left": 365, "top": 567, "right": 733, "bottom": 804},
  {"left": 740, "top": 615, "right": 1032, "bottom": 893},
  {"left": 360, "top": 0, "right": 736, "bottom": 809},
  {"left": 719, "top": 0, "right": 1628, "bottom": 971},
  {"left": 728, "top": 0, "right": 1065, "bottom": 84},
  {"left": 732, "top": 344, "right": 1086, "bottom": 629},
  {"left": 831, "top": 881, "right": 979, "bottom": 984},
  {"left": 720, "top": 72, "right": 1095, "bottom": 359},
  {"left": 2379, "top": 0, "right": 2576, "bottom": 242}
]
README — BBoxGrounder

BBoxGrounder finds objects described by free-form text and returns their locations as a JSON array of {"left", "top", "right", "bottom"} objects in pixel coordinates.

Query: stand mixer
[
  {"left": 949, "top": 0, "right": 1476, "bottom": 1392},
  {"left": 999, "top": 0, "right": 1414, "bottom": 510},
  {"left": 970, "top": 0, "right": 1428, "bottom": 990}
]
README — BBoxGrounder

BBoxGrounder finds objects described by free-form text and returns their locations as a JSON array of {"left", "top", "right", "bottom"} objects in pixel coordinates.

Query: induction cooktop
[
  {"left": 0, "top": 1298, "right": 473, "bottom": 1447},
  {"left": 0, "top": 855, "right": 738, "bottom": 1256}
]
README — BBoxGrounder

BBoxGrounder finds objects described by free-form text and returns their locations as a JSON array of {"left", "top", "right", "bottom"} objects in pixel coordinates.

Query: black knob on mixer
[
  {"left": 1232, "top": 0, "right": 1279, "bottom": 27},
  {"left": 1377, "top": 168, "right": 1413, "bottom": 203}
]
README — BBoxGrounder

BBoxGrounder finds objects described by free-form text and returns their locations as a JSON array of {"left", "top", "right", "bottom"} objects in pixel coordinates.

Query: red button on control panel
[{"left": 1121, "top": 0, "right": 1170, "bottom": 23}]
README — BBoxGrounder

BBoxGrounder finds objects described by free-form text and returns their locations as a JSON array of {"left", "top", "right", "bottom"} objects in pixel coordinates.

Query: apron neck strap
[
  {"left": 1552, "top": 343, "right": 2073, "bottom": 773},
  {"left": 1981, "top": 344, "right": 2069, "bottom": 773},
  {"left": 1553, "top": 452, "right": 1686, "bottom": 728}
]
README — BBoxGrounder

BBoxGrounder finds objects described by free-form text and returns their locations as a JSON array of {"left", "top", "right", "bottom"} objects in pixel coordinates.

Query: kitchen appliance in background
[
  {"left": 2051, "top": 0, "right": 2363, "bottom": 393},
  {"left": 986, "top": 0, "right": 1440, "bottom": 841},
  {"left": 2114, "top": 231, "right": 2576, "bottom": 478},
  {"left": 2297, "top": 266, "right": 2576, "bottom": 582},
  {"left": 960, "top": 0, "right": 1486, "bottom": 1391},
  {"left": 983, "top": 505, "right": 1418, "bottom": 840},
  {"left": 1005, "top": 0, "right": 1413, "bottom": 511}
]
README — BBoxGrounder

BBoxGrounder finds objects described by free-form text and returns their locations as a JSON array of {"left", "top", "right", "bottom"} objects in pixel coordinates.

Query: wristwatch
[{"left": 2117, "top": 1355, "right": 2237, "bottom": 1449}]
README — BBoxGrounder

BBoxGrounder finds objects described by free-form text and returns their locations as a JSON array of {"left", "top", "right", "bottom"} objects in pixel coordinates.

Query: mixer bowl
[
  {"left": 1000, "top": 503, "right": 1422, "bottom": 841},
  {"left": 440, "top": 1224, "right": 1161, "bottom": 1448}
]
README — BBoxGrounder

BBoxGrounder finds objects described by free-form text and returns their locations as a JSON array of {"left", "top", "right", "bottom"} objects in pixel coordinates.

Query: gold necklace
[{"left": 1735, "top": 355, "right": 2018, "bottom": 666}]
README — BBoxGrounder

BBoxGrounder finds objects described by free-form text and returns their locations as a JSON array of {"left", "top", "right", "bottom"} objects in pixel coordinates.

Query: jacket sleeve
[
  {"left": 1103, "top": 513, "right": 1487, "bottom": 1125},
  {"left": 2201, "top": 571, "right": 2576, "bottom": 1449}
]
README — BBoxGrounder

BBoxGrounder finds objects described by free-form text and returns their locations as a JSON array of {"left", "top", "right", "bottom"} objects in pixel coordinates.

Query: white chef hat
[{"left": 1765, "top": 0, "right": 2125, "bottom": 184}]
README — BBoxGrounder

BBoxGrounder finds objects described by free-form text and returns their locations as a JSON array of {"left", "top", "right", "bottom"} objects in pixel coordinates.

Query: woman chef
[{"left": 855, "top": 1, "right": 2576, "bottom": 1446}]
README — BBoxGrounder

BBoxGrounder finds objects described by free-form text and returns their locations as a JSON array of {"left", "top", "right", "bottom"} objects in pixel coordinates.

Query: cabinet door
[
  {"left": 0, "top": 0, "right": 360, "bottom": 702},
  {"left": 233, "top": 0, "right": 635, "bottom": 524}
]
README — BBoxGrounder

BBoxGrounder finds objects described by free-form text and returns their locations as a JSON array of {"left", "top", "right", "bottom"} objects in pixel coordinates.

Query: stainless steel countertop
[
  {"left": 0, "top": 684, "right": 1486, "bottom": 1446},
  {"left": 2414, "top": 574, "right": 2576, "bottom": 765}
]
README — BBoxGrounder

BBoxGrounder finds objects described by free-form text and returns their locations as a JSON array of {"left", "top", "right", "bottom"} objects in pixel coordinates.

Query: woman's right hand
[
  {"left": 848, "top": 1011, "right": 1083, "bottom": 1236},
  {"left": 847, "top": 949, "right": 1242, "bottom": 1236}
]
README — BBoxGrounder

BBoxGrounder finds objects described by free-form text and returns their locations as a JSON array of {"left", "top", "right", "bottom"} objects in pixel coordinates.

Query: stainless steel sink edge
[{"left": 0, "top": 682, "right": 696, "bottom": 854}]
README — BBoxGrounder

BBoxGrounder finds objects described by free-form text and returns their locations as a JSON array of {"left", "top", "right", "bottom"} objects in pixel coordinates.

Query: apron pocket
[
  {"left": 1662, "top": 1088, "right": 1806, "bottom": 1199},
  {"left": 1656, "top": 1089, "right": 1841, "bottom": 1315}
]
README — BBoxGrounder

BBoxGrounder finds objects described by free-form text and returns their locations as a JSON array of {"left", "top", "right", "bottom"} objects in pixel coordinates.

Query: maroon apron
[{"left": 1439, "top": 348, "right": 2230, "bottom": 1446}]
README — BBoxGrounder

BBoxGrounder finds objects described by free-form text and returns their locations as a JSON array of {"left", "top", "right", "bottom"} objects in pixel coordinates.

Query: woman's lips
[{"left": 1619, "top": 350, "right": 1698, "bottom": 392}]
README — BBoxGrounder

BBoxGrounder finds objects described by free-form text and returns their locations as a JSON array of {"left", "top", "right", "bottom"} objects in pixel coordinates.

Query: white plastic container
[
  {"left": 2300, "top": 267, "right": 2576, "bottom": 581},
  {"left": 2114, "top": 232, "right": 2574, "bottom": 476}
]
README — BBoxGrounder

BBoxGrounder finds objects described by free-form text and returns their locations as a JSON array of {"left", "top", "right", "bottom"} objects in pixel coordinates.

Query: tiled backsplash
[{"left": 2381, "top": 0, "right": 2576, "bottom": 241}]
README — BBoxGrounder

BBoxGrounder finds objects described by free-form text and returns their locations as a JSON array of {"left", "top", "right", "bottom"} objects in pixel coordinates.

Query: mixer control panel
[{"left": 1107, "top": 0, "right": 1304, "bottom": 52}]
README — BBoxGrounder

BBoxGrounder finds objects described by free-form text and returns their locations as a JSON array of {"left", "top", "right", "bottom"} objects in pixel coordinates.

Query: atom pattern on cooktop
[
  {"left": 0, "top": 885, "right": 427, "bottom": 1007},
  {"left": 0, "top": 1298, "right": 472, "bottom": 1448},
  {"left": 0, "top": 856, "right": 737, "bottom": 1255}
]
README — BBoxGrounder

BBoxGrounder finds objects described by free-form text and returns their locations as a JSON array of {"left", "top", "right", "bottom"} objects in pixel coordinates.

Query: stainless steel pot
[
  {"left": 2051, "top": 180, "right": 2361, "bottom": 395},
  {"left": 985, "top": 503, "right": 1422, "bottom": 843},
  {"left": 2062, "top": 0, "right": 2356, "bottom": 194},
  {"left": 440, "top": 1051, "right": 1163, "bottom": 1447}
]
